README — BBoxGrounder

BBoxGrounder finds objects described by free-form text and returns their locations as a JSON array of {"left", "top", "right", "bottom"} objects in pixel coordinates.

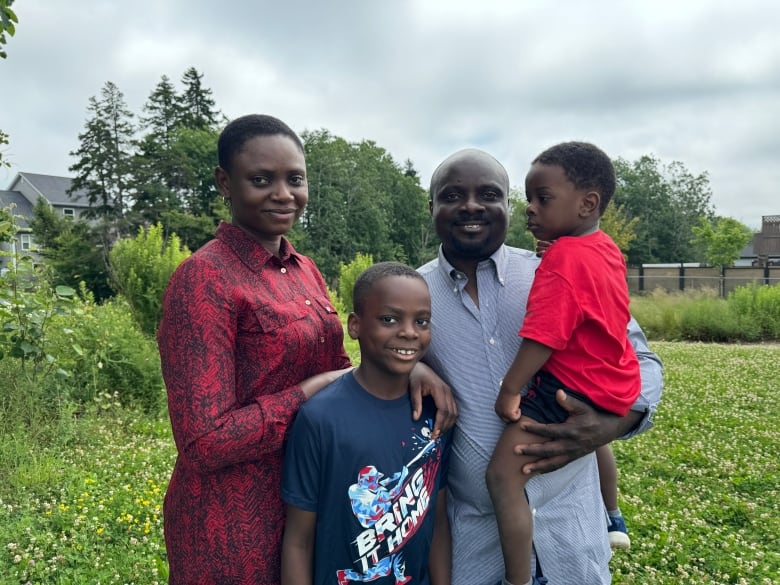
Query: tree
[
  {"left": 505, "top": 189, "right": 535, "bottom": 252},
  {"left": 613, "top": 155, "right": 714, "bottom": 265},
  {"left": 0, "top": 0, "right": 17, "bottom": 59},
  {"left": 29, "top": 199, "right": 113, "bottom": 301},
  {"left": 690, "top": 216, "right": 753, "bottom": 268},
  {"left": 140, "top": 75, "right": 182, "bottom": 148},
  {"left": 178, "top": 67, "right": 221, "bottom": 130},
  {"left": 299, "top": 130, "right": 432, "bottom": 282},
  {"left": 1, "top": 0, "right": 18, "bottom": 167},
  {"left": 600, "top": 203, "right": 639, "bottom": 257},
  {"left": 131, "top": 76, "right": 189, "bottom": 224},
  {"left": 69, "top": 82, "right": 136, "bottom": 222}
]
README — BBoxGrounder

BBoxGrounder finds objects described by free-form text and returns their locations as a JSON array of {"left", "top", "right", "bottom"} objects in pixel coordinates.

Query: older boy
[{"left": 282, "top": 262, "right": 452, "bottom": 585}]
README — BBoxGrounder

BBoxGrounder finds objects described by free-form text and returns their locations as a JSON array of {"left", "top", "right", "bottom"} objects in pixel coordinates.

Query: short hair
[
  {"left": 533, "top": 141, "right": 616, "bottom": 213},
  {"left": 217, "top": 114, "right": 304, "bottom": 172},
  {"left": 352, "top": 262, "right": 428, "bottom": 315}
]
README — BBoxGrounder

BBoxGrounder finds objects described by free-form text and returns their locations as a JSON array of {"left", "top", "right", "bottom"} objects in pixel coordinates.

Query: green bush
[
  {"left": 52, "top": 295, "right": 165, "bottom": 414},
  {"left": 337, "top": 252, "right": 374, "bottom": 313},
  {"left": 109, "top": 223, "right": 190, "bottom": 336}
]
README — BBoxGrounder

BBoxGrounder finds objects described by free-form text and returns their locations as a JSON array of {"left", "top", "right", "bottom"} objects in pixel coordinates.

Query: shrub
[
  {"left": 52, "top": 295, "right": 165, "bottom": 414},
  {"left": 337, "top": 252, "right": 374, "bottom": 313},
  {"left": 109, "top": 223, "right": 190, "bottom": 336}
]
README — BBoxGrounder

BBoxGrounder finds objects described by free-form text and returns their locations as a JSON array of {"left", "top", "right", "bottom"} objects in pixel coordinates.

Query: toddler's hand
[
  {"left": 535, "top": 239, "right": 553, "bottom": 257},
  {"left": 494, "top": 389, "right": 522, "bottom": 423}
]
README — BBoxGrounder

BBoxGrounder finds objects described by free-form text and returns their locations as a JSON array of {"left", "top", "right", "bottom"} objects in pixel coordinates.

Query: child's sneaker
[{"left": 607, "top": 514, "right": 631, "bottom": 550}]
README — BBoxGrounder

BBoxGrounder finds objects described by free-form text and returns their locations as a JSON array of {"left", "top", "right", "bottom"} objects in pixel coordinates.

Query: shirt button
[
  {"left": 489, "top": 338, "right": 496, "bottom": 345},
  {"left": 453, "top": 287, "right": 458, "bottom": 293},
  {"left": 305, "top": 299, "right": 312, "bottom": 305},
  {"left": 280, "top": 267, "right": 287, "bottom": 274},
  {"left": 320, "top": 337, "right": 325, "bottom": 343}
]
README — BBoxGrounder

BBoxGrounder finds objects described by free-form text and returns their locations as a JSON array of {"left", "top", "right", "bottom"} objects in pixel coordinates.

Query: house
[
  {"left": 736, "top": 215, "right": 780, "bottom": 267},
  {"left": 752, "top": 215, "right": 780, "bottom": 267},
  {"left": 0, "top": 172, "right": 91, "bottom": 269}
]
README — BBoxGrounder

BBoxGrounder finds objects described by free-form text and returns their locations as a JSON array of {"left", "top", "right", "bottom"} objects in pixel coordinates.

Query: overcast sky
[{"left": 2, "top": 0, "right": 778, "bottom": 228}]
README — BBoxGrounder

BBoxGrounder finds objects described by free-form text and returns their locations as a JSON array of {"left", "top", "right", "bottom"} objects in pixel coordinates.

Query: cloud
[{"left": 2, "top": 0, "right": 779, "bottom": 228}]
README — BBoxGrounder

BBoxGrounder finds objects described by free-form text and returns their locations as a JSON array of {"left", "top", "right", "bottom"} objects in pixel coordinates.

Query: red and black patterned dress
[{"left": 157, "top": 222, "right": 351, "bottom": 584}]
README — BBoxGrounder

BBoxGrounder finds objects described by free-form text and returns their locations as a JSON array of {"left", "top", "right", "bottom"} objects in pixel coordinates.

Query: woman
[{"left": 158, "top": 114, "right": 455, "bottom": 584}]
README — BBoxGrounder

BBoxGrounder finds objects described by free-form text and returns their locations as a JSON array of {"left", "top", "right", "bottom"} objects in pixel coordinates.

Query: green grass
[{"left": 1, "top": 342, "right": 778, "bottom": 584}]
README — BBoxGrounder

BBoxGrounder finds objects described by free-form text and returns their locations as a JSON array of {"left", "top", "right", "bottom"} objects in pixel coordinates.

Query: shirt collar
[
  {"left": 436, "top": 244, "right": 508, "bottom": 287},
  {"left": 216, "top": 222, "right": 302, "bottom": 271}
]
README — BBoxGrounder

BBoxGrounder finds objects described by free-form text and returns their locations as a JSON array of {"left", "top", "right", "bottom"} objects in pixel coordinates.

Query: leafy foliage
[
  {"left": 0, "top": 208, "right": 75, "bottom": 384},
  {"left": 296, "top": 130, "right": 433, "bottom": 282},
  {"left": 690, "top": 216, "right": 754, "bottom": 268},
  {"left": 0, "top": 0, "right": 17, "bottom": 59},
  {"left": 614, "top": 156, "right": 714, "bottom": 265},
  {"left": 29, "top": 200, "right": 113, "bottom": 301},
  {"left": 505, "top": 190, "right": 535, "bottom": 252},
  {"left": 55, "top": 295, "right": 166, "bottom": 412},
  {"left": 600, "top": 203, "right": 638, "bottom": 257},
  {"left": 337, "top": 252, "right": 374, "bottom": 313},
  {"left": 108, "top": 223, "right": 190, "bottom": 336}
]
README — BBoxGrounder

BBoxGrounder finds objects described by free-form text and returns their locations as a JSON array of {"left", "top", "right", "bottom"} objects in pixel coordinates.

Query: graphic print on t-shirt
[{"left": 336, "top": 419, "right": 443, "bottom": 584}]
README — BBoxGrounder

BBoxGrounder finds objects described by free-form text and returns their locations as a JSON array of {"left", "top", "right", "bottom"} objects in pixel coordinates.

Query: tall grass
[{"left": 630, "top": 284, "right": 780, "bottom": 342}]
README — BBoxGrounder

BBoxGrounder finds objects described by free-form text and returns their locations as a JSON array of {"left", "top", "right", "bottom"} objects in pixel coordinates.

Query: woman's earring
[{"left": 223, "top": 197, "right": 231, "bottom": 207}]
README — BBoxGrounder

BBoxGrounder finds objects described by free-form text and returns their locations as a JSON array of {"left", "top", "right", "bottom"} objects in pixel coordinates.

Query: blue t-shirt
[{"left": 282, "top": 371, "right": 450, "bottom": 585}]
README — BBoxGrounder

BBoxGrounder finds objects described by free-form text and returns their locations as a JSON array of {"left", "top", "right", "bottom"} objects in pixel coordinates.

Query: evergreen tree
[
  {"left": 131, "top": 76, "right": 187, "bottom": 225},
  {"left": 140, "top": 75, "right": 182, "bottom": 149},
  {"left": 178, "top": 67, "right": 221, "bottom": 130},
  {"left": 69, "top": 81, "right": 135, "bottom": 220}
]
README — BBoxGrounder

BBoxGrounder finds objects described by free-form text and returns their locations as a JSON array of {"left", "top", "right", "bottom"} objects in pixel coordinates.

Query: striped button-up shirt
[{"left": 419, "top": 244, "right": 663, "bottom": 585}]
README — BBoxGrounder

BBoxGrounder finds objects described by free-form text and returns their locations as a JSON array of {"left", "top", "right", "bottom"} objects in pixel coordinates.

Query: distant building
[
  {"left": 0, "top": 172, "right": 90, "bottom": 269},
  {"left": 736, "top": 215, "right": 780, "bottom": 267},
  {"left": 752, "top": 215, "right": 780, "bottom": 267}
]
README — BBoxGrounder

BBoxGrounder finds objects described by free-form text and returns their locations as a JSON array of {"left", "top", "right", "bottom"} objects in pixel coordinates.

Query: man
[{"left": 418, "top": 149, "right": 662, "bottom": 585}]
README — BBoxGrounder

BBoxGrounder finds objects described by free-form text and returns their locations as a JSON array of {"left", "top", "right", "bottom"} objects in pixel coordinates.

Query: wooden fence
[{"left": 627, "top": 265, "right": 780, "bottom": 297}]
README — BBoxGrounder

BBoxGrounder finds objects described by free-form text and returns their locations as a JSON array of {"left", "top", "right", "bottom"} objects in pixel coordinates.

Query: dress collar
[{"left": 215, "top": 222, "right": 302, "bottom": 271}]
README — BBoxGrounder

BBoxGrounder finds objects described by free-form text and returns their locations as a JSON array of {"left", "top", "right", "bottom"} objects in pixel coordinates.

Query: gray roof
[
  {"left": 0, "top": 190, "right": 34, "bottom": 228},
  {"left": 8, "top": 172, "right": 91, "bottom": 207}
]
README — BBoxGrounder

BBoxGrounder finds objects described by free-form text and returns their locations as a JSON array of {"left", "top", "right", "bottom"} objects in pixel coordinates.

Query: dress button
[
  {"left": 320, "top": 337, "right": 325, "bottom": 343},
  {"left": 305, "top": 299, "right": 312, "bottom": 305},
  {"left": 280, "top": 267, "right": 287, "bottom": 274},
  {"left": 489, "top": 338, "right": 496, "bottom": 345}
]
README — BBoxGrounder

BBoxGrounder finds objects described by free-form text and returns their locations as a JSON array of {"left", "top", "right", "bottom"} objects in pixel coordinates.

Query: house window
[
  {"left": 62, "top": 208, "right": 75, "bottom": 218},
  {"left": 20, "top": 234, "right": 34, "bottom": 251}
]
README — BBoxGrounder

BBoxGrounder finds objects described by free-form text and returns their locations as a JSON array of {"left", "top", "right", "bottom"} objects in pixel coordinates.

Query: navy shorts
[{"left": 520, "top": 370, "right": 605, "bottom": 424}]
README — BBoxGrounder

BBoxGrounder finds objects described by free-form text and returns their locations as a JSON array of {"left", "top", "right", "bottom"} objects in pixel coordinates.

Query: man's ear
[
  {"left": 580, "top": 191, "right": 600, "bottom": 217},
  {"left": 347, "top": 312, "right": 360, "bottom": 340}
]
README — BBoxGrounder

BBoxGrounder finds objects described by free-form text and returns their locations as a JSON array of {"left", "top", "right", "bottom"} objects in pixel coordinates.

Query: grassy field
[{"left": 1, "top": 341, "right": 778, "bottom": 584}]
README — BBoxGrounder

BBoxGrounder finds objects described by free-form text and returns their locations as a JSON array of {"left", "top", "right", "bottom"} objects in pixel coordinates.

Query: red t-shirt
[
  {"left": 519, "top": 230, "right": 640, "bottom": 415},
  {"left": 158, "top": 222, "right": 351, "bottom": 584}
]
